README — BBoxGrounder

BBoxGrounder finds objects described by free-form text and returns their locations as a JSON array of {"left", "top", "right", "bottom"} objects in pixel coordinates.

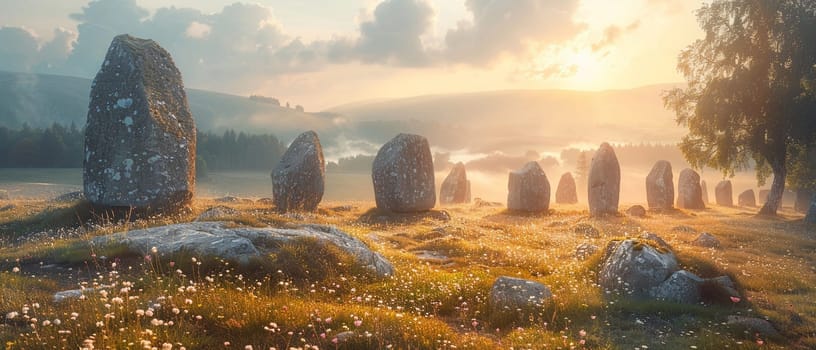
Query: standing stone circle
[
  {"left": 646, "top": 160, "right": 674, "bottom": 210},
  {"left": 587, "top": 143, "right": 620, "bottom": 217},
  {"left": 715, "top": 180, "right": 733, "bottom": 206},
  {"left": 737, "top": 189, "right": 756, "bottom": 207},
  {"left": 507, "top": 161, "right": 550, "bottom": 213},
  {"left": 555, "top": 172, "right": 578, "bottom": 204},
  {"left": 372, "top": 134, "right": 435, "bottom": 212},
  {"left": 440, "top": 162, "right": 470, "bottom": 205},
  {"left": 676, "top": 169, "right": 704, "bottom": 209},
  {"left": 271, "top": 131, "right": 325, "bottom": 212},
  {"left": 83, "top": 34, "right": 195, "bottom": 212}
]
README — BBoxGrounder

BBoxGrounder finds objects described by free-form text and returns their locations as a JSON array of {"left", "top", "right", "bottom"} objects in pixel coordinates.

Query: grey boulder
[
  {"left": 489, "top": 276, "right": 552, "bottom": 316},
  {"left": 91, "top": 221, "right": 394, "bottom": 278},
  {"left": 599, "top": 239, "right": 678, "bottom": 299},
  {"left": 692, "top": 232, "right": 721, "bottom": 248},
  {"left": 372, "top": 134, "right": 436, "bottom": 212},
  {"left": 587, "top": 143, "right": 620, "bottom": 217},
  {"left": 272, "top": 131, "right": 325, "bottom": 212},
  {"left": 83, "top": 34, "right": 195, "bottom": 212},
  {"left": 650, "top": 270, "right": 703, "bottom": 304},
  {"left": 507, "top": 161, "right": 550, "bottom": 213}
]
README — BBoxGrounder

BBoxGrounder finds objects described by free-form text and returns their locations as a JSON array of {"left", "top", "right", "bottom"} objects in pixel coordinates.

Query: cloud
[
  {"left": 0, "top": 0, "right": 590, "bottom": 93},
  {"left": 354, "top": 0, "right": 435, "bottom": 66},
  {"left": 591, "top": 21, "right": 640, "bottom": 52},
  {"left": 444, "top": 0, "right": 584, "bottom": 64},
  {"left": 0, "top": 27, "right": 40, "bottom": 72}
]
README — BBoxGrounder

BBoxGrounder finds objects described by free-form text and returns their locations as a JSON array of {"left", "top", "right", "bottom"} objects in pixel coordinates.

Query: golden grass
[{"left": 0, "top": 198, "right": 813, "bottom": 349}]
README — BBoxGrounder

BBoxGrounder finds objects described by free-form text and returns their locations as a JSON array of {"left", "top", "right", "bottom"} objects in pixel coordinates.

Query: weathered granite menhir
[
  {"left": 83, "top": 34, "right": 195, "bottom": 213},
  {"left": 372, "top": 133, "right": 436, "bottom": 212}
]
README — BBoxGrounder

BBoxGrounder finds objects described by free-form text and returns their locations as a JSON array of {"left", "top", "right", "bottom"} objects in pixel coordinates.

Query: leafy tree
[{"left": 664, "top": 0, "right": 816, "bottom": 215}]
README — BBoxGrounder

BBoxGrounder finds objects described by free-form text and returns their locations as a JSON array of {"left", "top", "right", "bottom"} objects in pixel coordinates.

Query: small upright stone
[
  {"left": 715, "top": 180, "right": 733, "bottom": 206},
  {"left": 676, "top": 169, "right": 704, "bottom": 209},
  {"left": 440, "top": 162, "right": 470, "bottom": 205},
  {"left": 84, "top": 34, "right": 195, "bottom": 212},
  {"left": 646, "top": 160, "right": 674, "bottom": 210},
  {"left": 587, "top": 143, "right": 620, "bottom": 217},
  {"left": 555, "top": 172, "right": 578, "bottom": 204},
  {"left": 372, "top": 134, "right": 435, "bottom": 212},
  {"left": 507, "top": 161, "right": 550, "bottom": 213},
  {"left": 737, "top": 189, "right": 756, "bottom": 207},
  {"left": 701, "top": 180, "right": 710, "bottom": 204},
  {"left": 271, "top": 131, "right": 325, "bottom": 212}
]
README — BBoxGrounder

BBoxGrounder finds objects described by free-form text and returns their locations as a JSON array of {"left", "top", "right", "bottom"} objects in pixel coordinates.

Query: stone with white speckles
[
  {"left": 271, "top": 131, "right": 325, "bottom": 212},
  {"left": 372, "top": 133, "right": 435, "bottom": 212},
  {"left": 84, "top": 34, "right": 196, "bottom": 212}
]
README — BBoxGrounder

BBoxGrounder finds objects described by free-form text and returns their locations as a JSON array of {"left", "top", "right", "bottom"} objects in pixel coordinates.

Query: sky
[{"left": 0, "top": 0, "right": 705, "bottom": 110}]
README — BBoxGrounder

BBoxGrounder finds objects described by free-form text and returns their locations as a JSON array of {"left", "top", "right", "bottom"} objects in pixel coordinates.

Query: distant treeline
[
  {"left": 0, "top": 124, "right": 287, "bottom": 171},
  {"left": 0, "top": 123, "right": 84, "bottom": 167}
]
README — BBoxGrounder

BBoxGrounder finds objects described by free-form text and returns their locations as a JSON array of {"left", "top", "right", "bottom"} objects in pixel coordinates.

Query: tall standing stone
[
  {"left": 507, "top": 161, "right": 550, "bottom": 213},
  {"left": 440, "top": 162, "right": 470, "bottom": 205},
  {"left": 676, "top": 169, "right": 705, "bottom": 209},
  {"left": 715, "top": 180, "right": 733, "bottom": 206},
  {"left": 271, "top": 131, "right": 325, "bottom": 212},
  {"left": 555, "top": 172, "right": 578, "bottom": 204},
  {"left": 84, "top": 35, "right": 195, "bottom": 212},
  {"left": 738, "top": 189, "right": 756, "bottom": 207},
  {"left": 701, "top": 180, "right": 710, "bottom": 204},
  {"left": 588, "top": 143, "right": 620, "bottom": 217},
  {"left": 372, "top": 133, "right": 435, "bottom": 212},
  {"left": 646, "top": 160, "right": 674, "bottom": 210}
]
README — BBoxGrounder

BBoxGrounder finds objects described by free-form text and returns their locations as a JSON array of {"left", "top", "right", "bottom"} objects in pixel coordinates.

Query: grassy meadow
[{"left": 0, "top": 195, "right": 813, "bottom": 349}]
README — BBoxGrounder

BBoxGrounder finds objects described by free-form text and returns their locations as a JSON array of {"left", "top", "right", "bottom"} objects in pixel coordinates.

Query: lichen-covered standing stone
[
  {"left": 440, "top": 162, "right": 470, "bottom": 204},
  {"left": 84, "top": 34, "right": 195, "bottom": 212},
  {"left": 646, "top": 160, "right": 673, "bottom": 210},
  {"left": 555, "top": 172, "right": 578, "bottom": 204},
  {"left": 588, "top": 143, "right": 620, "bottom": 216},
  {"left": 507, "top": 161, "right": 550, "bottom": 212},
  {"left": 272, "top": 131, "right": 325, "bottom": 212},
  {"left": 715, "top": 180, "right": 733, "bottom": 206},
  {"left": 372, "top": 134, "right": 435, "bottom": 212},
  {"left": 676, "top": 168, "right": 704, "bottom": 209}
]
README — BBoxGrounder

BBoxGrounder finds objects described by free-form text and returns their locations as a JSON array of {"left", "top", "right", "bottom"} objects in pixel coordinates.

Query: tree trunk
[{"left": 759, "top": 160, "right": 786, "bottom": 216}]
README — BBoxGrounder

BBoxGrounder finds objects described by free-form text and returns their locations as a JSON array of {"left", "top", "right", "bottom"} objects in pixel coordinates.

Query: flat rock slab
[
  {"left": 489, "top": 276, "right": 552, "bottom": 317},
  {"left": 92, "top": 221, "right": 393, "bottom": 278}
]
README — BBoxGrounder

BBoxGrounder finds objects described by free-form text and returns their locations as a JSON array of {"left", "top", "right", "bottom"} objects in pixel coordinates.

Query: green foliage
[{"left": 663, "top": 0, "right": 816, "bottom": 214}]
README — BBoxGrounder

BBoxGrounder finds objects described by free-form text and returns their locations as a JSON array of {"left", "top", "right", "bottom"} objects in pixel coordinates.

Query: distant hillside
[
  {"left": 0, "top": 70, "right": 687, "bottom": 161},
  {"left": 328, "top": 84, "right": 686, "bottom": 154},
  {"left": 0, "top": 70, "right": 333, "bottom": 142}
]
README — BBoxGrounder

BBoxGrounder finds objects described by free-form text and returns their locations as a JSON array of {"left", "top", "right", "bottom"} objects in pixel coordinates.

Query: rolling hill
[{"left": 0, "top": 70, "right": 686, "bottom": 160}]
